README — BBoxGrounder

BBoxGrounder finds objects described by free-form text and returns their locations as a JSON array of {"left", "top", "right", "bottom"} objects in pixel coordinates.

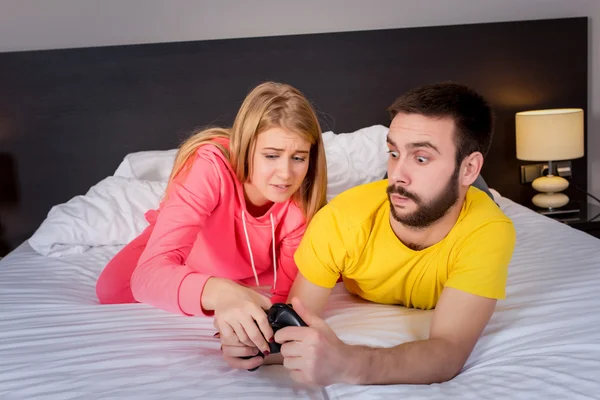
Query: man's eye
[
  {"left": 387, "top": 150, "right": 399, "bottom": 158},
  {"left": 416, "top": 156, "right": 429, "bottom": 164}
]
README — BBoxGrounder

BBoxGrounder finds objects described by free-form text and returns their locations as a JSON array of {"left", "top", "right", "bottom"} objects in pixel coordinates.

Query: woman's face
[{"left": 243, "top": 126, "right": 312, "bottom": 208}]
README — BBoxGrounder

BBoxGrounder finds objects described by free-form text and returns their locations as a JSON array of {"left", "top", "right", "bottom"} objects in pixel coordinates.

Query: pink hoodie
[{"left": 131, "top": 138, "right": 306, "bottom": 316}]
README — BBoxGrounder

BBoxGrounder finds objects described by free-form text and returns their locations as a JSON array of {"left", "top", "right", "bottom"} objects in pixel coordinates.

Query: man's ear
[{"left": 460, "top": 152, "right": 484, "bottom": 187}]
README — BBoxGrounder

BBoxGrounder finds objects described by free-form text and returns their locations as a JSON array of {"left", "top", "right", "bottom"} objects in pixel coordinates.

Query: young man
[{"left": 220, "top": 82, "right": 516, "bottom": 386}]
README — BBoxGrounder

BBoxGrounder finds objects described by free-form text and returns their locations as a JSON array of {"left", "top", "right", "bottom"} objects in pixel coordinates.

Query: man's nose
[{"left": 388, "top": 159, "right": 410, "bottom": 186}]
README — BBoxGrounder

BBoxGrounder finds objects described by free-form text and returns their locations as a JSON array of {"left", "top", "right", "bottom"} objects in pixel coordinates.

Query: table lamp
[{"left": 515, "top": 108, "right": 584, "bottom": 210}]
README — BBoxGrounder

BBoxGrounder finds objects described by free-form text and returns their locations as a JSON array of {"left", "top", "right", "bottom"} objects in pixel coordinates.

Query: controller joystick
[{"left": 241, "top": 303, "right": 307, "bottom": 371}]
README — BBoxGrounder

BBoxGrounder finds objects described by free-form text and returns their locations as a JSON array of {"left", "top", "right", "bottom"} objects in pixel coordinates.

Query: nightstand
[{"left": 540, "top": 202, "right": 600, "bottom": 239}]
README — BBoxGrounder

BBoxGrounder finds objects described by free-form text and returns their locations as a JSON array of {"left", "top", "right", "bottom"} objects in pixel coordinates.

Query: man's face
[{"left": 386, "top": 112, "right": 460, "bottom": 228}]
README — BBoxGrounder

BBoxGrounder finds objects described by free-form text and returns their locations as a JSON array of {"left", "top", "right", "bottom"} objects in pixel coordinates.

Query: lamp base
[
  {"left": 537, "top": 203, "right": 580, "bottom": 217},
  {"left": 532, "top": 192, "right": 569, "bottom": 209},
  {"left": 531, "top": 175, "right": 570, "bottom": 210}
]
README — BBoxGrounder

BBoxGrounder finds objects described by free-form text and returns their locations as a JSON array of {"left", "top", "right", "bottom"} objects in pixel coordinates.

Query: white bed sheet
[{"left": 1, "top": 196, "right": 600, "bottom": 399}]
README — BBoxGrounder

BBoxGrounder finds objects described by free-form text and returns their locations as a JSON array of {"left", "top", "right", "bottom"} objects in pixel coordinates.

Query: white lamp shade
[{"left": 515, "top": 108, "right": 584, "bottom": 161}]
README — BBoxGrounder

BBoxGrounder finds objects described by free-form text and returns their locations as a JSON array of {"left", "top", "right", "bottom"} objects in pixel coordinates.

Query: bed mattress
[{"left": 1, "top": 196, "right": 599, "bottom": 399}]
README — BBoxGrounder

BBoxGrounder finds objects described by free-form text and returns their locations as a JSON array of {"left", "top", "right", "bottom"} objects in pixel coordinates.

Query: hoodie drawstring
[
  {"left": 241, "top": 210, "right": 277, "bottom": 290},
  {"left": 270, "top": 213, "right": 277, "bottom": 290}
]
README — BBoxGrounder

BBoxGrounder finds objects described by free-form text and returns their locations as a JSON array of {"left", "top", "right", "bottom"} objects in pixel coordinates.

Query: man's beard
[{"left": 386, "top": 167, "right": 460, "bottom": 229}]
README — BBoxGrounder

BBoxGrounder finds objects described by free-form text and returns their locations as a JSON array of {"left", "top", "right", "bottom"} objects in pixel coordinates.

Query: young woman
[{"left": 95, "top": 81, "right": 328, "bottom": 357}]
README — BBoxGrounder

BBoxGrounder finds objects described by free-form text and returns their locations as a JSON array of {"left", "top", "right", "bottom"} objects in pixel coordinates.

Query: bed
[
  {"left": 1, "top": 185, "right": 599, "bottom": 399},
  {"left": 1, "top": 16, "right": 598, "bottom": 400}
]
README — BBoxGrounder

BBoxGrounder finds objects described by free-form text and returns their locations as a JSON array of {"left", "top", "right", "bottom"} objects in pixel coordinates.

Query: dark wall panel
[{"left": 0, "top": 17, "right": 588, "bottom": 254}]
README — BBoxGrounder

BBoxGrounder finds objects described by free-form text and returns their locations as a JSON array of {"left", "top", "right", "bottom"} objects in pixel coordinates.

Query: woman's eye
[
  {"left": 293, "top": 156, "right": 306, "bottom": 162},
  {"left": 416, "top": 156, "right": 429, "bottom": 164},
  {"left": 265, "top": 154, "right": 278, "bottom": 159},
  {"left": 387, "top": 150, "right": 399, "bottom": 158}
]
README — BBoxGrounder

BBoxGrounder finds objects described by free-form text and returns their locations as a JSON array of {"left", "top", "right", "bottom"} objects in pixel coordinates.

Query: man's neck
[{"left": 390, "top": 198, "right": 465, "bottom": 251}]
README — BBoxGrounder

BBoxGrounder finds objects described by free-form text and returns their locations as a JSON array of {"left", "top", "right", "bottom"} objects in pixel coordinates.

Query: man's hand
[{"left": 275, "top": 297, "right": 351, "bottom": 386}]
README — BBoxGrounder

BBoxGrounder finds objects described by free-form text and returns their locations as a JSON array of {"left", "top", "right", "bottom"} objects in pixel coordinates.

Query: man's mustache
[{"left": 386, "top": 185, "right": 420, "bottom": 203}]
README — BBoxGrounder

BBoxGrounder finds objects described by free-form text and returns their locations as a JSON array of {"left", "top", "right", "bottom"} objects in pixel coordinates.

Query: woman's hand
[
  {"left": 218, "top": 334, "right": 268, "bottom": 370},
  {"left": 217, "top": 329, "right": 284, "bottom": 370},
  {"left": 203, "top": 278, "right": 273, "bottom": 356}
]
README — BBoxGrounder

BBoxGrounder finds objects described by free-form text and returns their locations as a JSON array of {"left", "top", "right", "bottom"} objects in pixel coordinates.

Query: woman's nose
[{"left": 277, "top": 159, "right": 291, "bottom": 179}]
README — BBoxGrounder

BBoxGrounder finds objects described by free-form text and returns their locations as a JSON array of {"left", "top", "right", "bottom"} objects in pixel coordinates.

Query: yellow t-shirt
[{"left": 294, "top": 180, "right": 516, "bottom": 310}]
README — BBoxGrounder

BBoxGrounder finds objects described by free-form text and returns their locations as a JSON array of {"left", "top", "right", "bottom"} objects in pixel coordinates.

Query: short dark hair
[{"left": 387, "top": 82, "right": 494, "bottom": 164}]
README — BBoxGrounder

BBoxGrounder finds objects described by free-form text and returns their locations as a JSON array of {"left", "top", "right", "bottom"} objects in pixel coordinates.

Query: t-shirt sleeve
[
  {"left": 270, "top": 222, "right": 306, "bottom": 304},
  {"left": 445, "top": 220, "right": 516, "bottom": 299},
  {"left": 293, "top": 205, "right": 349, "bottom": 288}
]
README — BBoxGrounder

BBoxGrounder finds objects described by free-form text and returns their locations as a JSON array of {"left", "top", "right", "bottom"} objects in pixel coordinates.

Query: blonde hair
[{"left": 166, "top": 82, "right": 327, "bottom": 223}]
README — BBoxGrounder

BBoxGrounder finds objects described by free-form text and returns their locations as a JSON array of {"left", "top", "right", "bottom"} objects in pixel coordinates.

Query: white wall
[{"left": 1, "top": 0, "right": 598, "bottom": 201}]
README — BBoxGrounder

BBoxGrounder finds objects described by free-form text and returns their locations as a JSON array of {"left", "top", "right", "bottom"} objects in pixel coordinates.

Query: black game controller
[{"left": 242, "top": 303, "right": 307, "bottom": 371}]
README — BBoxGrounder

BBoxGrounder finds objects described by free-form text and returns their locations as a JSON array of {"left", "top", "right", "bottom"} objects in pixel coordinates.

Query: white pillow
[
  {"left": 113, "top": 149, "right": 177, "bottom": 181},
  {"left": 113, "top": 125, "right": 389, "bottom": 201},
  {"left": 489, "top": 188, "right": 503, "bottom": 202},
  {"left": 28, "top": 176, "right": 166, "bottom": 257},
  {"left": 322, "top": 124, "right": 388, "bottom": 200}
]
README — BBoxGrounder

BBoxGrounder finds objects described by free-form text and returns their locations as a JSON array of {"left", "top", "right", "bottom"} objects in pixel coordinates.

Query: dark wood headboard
[{"left": 0, "top": 17, "right": 588, "bottom": 255}]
